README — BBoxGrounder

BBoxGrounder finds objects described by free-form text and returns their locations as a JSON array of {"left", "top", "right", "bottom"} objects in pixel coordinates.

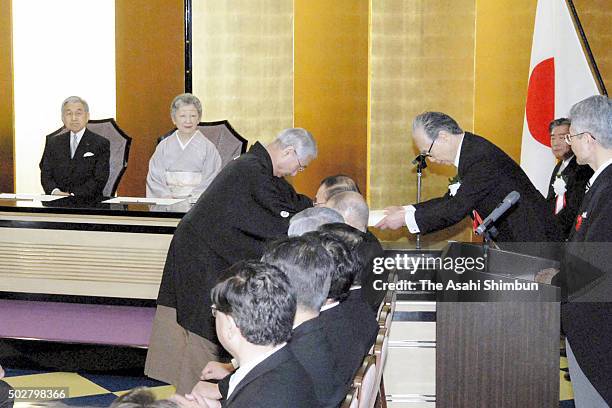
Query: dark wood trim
[
  {"left": 184, "top": 0, "right": 193, "bottom": 93},
  {"left": 566, "top": 0, "right": 608, "bottom": 96}
]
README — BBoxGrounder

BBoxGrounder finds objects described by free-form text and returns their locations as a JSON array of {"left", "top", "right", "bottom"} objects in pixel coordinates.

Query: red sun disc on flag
[{"left": 526, "top": 57, "right": 555, "bottom": 147}]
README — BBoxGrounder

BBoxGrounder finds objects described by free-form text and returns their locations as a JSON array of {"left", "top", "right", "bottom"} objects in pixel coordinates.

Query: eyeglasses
[
  {"left": 292, "top": 149, "right": 305, "bottom": 172},
  {"left": 422, "top": 138, "right": 436, "bottom": 156},
  {"left": 565, "top": 132, "right": 594, "bottom": 145}
]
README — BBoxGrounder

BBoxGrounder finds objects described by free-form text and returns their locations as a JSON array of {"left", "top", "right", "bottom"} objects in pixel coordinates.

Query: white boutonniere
[
  {"left": 448, "top": 175, "right": 462, "bottom": 197},
  {"left": 552, "top": 175, "right": 567, "bottom": 196}
]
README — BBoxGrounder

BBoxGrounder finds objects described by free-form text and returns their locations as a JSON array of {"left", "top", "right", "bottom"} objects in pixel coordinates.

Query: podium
[{"left": 435, "top": 242, "right": 560, "bottom": 408}]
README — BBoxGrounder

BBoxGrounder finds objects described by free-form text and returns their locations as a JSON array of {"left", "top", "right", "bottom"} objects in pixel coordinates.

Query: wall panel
[
  {"left": 115, "top": 1, "right": 185, "bottom": 196},
  {"left": 191, "top": 0, "right": 293, "bottom": 147},
  {"left": 294, "top": 0, "right": 369, "bottom": 197},
  {"left": 369, "top": 0, "right": 475, "bottom": 243},
  {"left": 0, "top": 0, "right": 13, "bottom": 193}
]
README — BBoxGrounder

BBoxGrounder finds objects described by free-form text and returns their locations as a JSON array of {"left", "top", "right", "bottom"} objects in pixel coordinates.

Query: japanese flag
[{"left": 520, "top": 0, "right": 600, "bottom": 195}]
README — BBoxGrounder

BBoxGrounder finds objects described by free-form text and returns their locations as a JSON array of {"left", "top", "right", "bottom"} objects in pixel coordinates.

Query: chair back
[
  {"left": 47, "top": 119, "right": 131, "bottom": 196},
  {"left": 340, "top": 386, "right": 359, "bottom": 408},
  {"left": 373, "top": 327, "right": 390, "bottom": 407},
  {"left": 159, "top": 120, "right": 248, "bottom": 169},
  {"left": 353, "top": 355, "right": 377, "bottom": 408}
]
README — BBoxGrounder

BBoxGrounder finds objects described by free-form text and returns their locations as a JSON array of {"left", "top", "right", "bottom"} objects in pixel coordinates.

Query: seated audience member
[
  {"left": 325, "top": 192, "right": 386, "bottom": 310},
  {"left": 0, "top": 365, "right": 14, "bottom": 408},
  {"left": 314, "top": 174, "right": 360, "bottom": 206},
  {"left": 193, "top": 236, "right": 346, "bottom": 408},
  {"left": 288, "top": 207, "right": 344, "bottom": 236},
  {"left": 146, "top": 93, "right": 222, "bottom": 199},
  {"left": 39, "top": 96, "right": 110, "bottom": 197},
  {"left": 313, "top": 231, "right": 379, "bottom": 385},
  {"left": 180, "top": 261, "right": 315, "bottom": 408},
  {"left": 111, "top": 387, "right": 178, "bottom": 408},
  {"left": 546, "top": 118, "right": 593, "bottom": 239}
]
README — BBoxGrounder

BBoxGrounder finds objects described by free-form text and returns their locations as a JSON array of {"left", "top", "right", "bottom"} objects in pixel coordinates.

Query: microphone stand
[
  {"left": 479, "top": 225, "right": 499, "bottom": 273},
  {"left": 412, "top": 154, "right": 428, "bottom": 250}
]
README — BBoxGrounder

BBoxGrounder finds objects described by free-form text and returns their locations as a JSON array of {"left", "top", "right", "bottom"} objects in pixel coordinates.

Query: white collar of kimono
[{"left": 175, "top": 129, "right": 202, "bottom": 150}]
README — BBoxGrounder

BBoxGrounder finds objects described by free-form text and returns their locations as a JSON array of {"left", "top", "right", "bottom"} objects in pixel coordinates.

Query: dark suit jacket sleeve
[
  {"left": 251, "top": 177, "right": 312, "bottom": 215},
  {"left": 39, "top": 136, "right": 57, "bottom": 194},
  {"left": 414, "top": 160, "right": 491, "bottom": 233},
  {"left": 71, "top": 136, "right": 110, "bottom": 197}
]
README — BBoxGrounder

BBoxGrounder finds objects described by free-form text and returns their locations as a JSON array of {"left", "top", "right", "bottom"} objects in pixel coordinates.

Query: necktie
[{"left": 70, "top": 134, "right": 78, "bottom": 159}]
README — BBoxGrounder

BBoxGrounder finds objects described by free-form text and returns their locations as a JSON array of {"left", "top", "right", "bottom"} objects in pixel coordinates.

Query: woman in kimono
[{"left": 146, "top": 93, "right": 222, "bottom": 200}]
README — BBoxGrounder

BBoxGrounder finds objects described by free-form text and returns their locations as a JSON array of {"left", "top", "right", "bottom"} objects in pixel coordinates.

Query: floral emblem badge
[
  {"left": 553, "top": 175, "right": 567, "bottom": 215},
  {"left": 448, "top": 175, "right": 462, "bottom": 197}
]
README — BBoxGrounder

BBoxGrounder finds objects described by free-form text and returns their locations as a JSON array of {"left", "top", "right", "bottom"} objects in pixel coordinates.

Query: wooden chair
[
  {"left": 372, "top": 327, "right": 391, "bottom": 408},
  {"left": 47, "top": 118, "right": 132, "bottom": 197},
  {"left": 353, "top": 355, "right": 377, "bottom": 408},
  {"left": 340, "top": 386, "right": 359, "bottom": 408}
]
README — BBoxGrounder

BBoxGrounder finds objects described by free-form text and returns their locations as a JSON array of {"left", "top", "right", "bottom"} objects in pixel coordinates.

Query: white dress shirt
[
  {"left": 404, "top": 134, "right": 465, "bottom": 233},
  {"left": 226, "top": 343, "right": 287, "bottom": 399}
]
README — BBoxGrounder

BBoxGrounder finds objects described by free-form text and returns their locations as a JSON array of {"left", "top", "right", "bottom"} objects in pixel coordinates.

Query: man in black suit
[
  {"left": 315, "top": 228, "right": 379, "bottom": 386},
  {"left": 192, "top": 235, "right": 346, "bottom": 408},
  {"left": 546, "top": 118, "right": 593, "bottom": 239},
  {"left": 145, "top": 129, "right": 316, "bottom": 394},
  {"left": 172, "top": 260, "right": 316, "bottom": 408},
  {"left": 376, "top": 111, "right": 561, "bottom": 244},
  {"left": 39, "top": 96, "right": 110, "bottom": 197},
  {"left": 325, "top": 191, "right": 386, "bottom": 309},
  {"left": 558, "top": 95, "right": 612, "bottom": 406}
]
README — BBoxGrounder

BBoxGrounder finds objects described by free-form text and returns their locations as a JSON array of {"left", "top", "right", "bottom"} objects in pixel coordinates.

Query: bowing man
[
  {"left": 145, "top": 128, "right": 316, "bottom": 394},
  {"left": 39, "top": 96, "right": 110, "bottom": 197},
  {"left": 146, "top": 93, "right": 222, "bottom": 200},
  {"left": 376, "top": 111, "right": 561, "bottom": 244}
]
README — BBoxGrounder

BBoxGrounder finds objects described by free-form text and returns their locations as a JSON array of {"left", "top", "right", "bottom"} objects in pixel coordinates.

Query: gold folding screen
[
  {"left": 369, "top": 0, "right": 476, "bottom": 243},
  {"left": 192, "top": 0, "right": 293, "bottom": 144}
]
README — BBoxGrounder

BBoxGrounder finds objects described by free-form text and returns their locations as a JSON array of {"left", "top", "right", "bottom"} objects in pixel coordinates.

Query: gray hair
[
  {"left": 288, "top": 207, "right": 345, "bottom": 236},
  {"left": 412, "top": 111, "right": 463, "bottom": 141},
  {"left": 110, "top": 387, "right": 177, "bottom": 408},
  {"left": 61, "top": 96, "right": 89, "bottom": 114},
  {"left": 548, "top": 118, "right": 571, "bottom": 134},
  {"left": 273, "top": 128, "right": 317, "bottom": 161},
  {"left": 569, "top": 95, "right": 612, "bottom": 149},
  {"left": 170, "top": 93, "right": 203, "bottom": 120},
  {"left": 326, "top": 191, "right": 369, "bottom": 232}
]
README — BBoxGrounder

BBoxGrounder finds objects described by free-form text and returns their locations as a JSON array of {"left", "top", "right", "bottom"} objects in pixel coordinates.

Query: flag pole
[{"left": 565, "top": 0, "right": 608, "bottom": 96}]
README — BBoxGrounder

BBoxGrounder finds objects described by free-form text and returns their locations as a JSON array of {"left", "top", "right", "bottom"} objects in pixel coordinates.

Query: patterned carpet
[
  {"left": 2, "top": 368, "right": 174, "bottom": 407},
  {"left": 2, "top": 356, "right": 575, "bottom": 407}
]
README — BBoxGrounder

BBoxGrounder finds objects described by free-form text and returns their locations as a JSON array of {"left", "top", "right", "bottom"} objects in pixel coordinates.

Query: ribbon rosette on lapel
[
  {"left": 552, "top": 175, "right": 567, "bottom": 215},
  {"left": 448, "top": 175, "right": 462, "bottom": 197},
  {"left": 575, "top": 211, "right": 587, "bottom": 232}
]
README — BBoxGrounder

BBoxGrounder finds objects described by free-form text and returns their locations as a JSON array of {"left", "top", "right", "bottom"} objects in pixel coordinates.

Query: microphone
[
  {"left": 412, "top": 153, "right": 428, "bottom": 170},
  {"left": 475, "top": 191, "right": 520, "bottom": 236}
]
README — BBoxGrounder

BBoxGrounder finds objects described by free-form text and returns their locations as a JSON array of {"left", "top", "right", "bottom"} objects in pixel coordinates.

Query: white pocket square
[{"left": 83, "top": 152, "right": 94, "bottom": 157}]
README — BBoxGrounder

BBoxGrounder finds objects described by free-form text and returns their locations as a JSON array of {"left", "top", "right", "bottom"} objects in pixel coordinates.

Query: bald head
[{"left": 326, "top": 191, "right": 369, "bottom": 232}]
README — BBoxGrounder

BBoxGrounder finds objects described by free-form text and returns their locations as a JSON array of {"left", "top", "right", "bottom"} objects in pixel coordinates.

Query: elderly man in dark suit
[
  {"left": 145, "top": 128, "right": 315, "bottom": 394},
  {"left": 558, "top": 95, "right": 612, "bottom": 407},
  {"left": 39, "top": 96, "right": 110, "bottom": 197},
  {"left": 546, "top": 118, "right": 593, "bottom": 239},
  {"left": 376, "top": 111, "right": 561, "bottom": 244},
  {"left": 172, "top": 260, "right": 316, "bottom": 408}
]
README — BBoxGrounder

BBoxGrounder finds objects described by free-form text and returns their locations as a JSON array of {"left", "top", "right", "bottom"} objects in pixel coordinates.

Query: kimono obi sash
[{"left": 165, "top": 171, "right": 203, "bottom": 198}]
